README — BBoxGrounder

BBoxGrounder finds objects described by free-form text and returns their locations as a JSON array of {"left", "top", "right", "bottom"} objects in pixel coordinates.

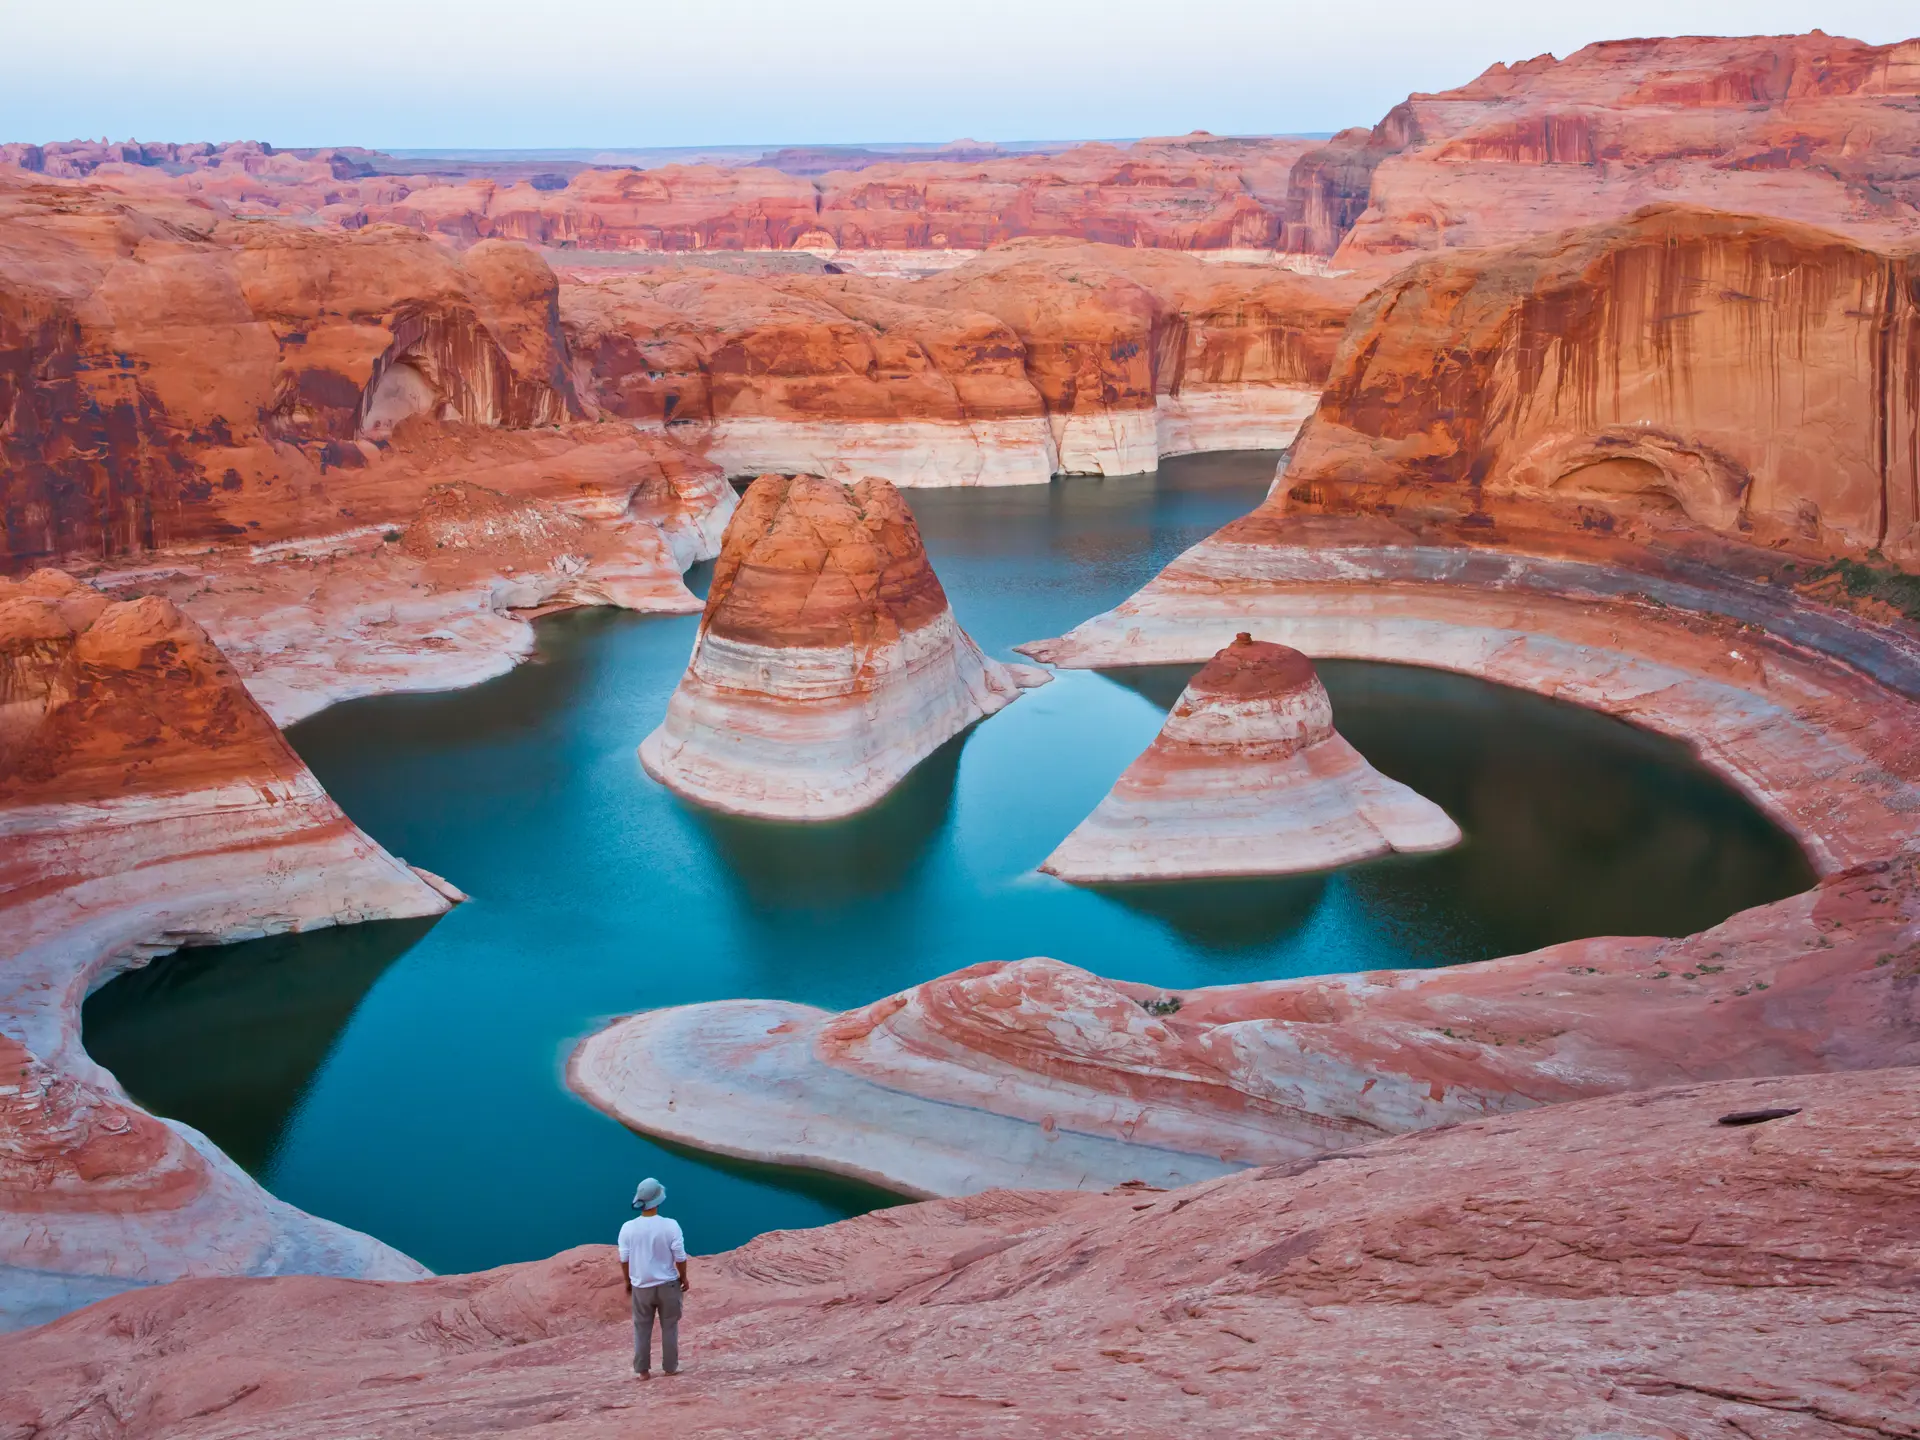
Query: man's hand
[{"left": 677, "top": 1260, "right": 691, "bottom": 1293}]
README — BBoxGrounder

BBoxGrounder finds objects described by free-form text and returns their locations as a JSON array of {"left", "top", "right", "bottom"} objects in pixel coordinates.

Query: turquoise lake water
[{"left": 84, "top": 452, "right": 1815, "bottom": 1274}]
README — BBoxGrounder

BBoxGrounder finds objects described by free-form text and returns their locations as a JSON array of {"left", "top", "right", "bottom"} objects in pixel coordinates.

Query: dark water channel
[{"left": 84, "top": 452, "right": 1814, "bottom": 1275}]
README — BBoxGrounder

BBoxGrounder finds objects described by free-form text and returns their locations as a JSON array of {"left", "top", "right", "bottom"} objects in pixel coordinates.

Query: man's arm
[{"left": 676, "top": 1258, "right": 690, "bottom": 1292}]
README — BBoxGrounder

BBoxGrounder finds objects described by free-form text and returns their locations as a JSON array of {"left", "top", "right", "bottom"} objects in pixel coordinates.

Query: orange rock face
[
  {"left": 103, "top": 134, "right": 1310, "bottom": 256},
  {"left": 4, "top": 1066, "right": 1915, "bottom": 1436},
  {"left": 1286, "top": 32, "right": 1920, "bottom": 263},
  {"left": 562, "top": 242, "right": 1364, "bottom": 480},
  {"left": 640, "top": 475, "right": 1043, "bottom": 819},
  {"left": 0, "top": 575, "right": 440, "bottom": 1327},
  {"left": 0, "top": 171, "right": 578, "bottom": 568},
  {"left": 1280, "top": 204, "right": 1920, "bottom": 568},
  {"left": 701, "top": 475, "right": 952, "bottom": 650},
  {"left": 0, "top": 571, "right": 302, "bottom": 803}
]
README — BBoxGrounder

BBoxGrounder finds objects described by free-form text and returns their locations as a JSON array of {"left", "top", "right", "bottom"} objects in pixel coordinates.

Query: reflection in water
[
  {"left": 1089, "top": 660, "right": 1815, "bottom": 958},
  {"left": 1090, "top": 872, "right": 1331, "bottom": 952},
  {"left": 688, "top": 728, "right": 967, "bottom": 911},
  {"left": 76, "top": 452, "right": 1817, "bottom": 1276},
  {"left": 82, "top": 917, "right": 440, "bottom": 1173},
  {"left": 1317, "top": 660, "right": 1816, "bottom": 954},
  {"left": 1095, "top": 663, "right": 1203, "bottom": 713}
]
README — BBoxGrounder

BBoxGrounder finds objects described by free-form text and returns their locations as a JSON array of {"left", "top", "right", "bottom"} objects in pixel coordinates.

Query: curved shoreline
[
  {"left": 1017, "top": 531, "right": 1920, "bottom": 874},
  {"left": 567, "top": 520, "right": 1920, "bottom": 1194},
  {"left": 0, "top": 776, "right": 450, "bottom": 1330},
  {"left": 567, "top": 1001, "right": 1245, "bottom": 1198}
]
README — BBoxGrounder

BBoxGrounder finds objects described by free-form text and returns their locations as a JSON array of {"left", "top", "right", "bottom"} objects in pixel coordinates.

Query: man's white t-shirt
[{"left": 617, "top": 1214, "right": 687, "bottom": 1288}]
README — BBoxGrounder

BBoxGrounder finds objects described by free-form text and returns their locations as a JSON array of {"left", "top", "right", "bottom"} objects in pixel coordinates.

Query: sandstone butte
[
  {"left": 0, "top": 570, "right": 446, "bottom": 1330},
  {"left": 561, "top": 242, "right": 1365, "bottom": 484},
  {"left": 4, "top": 1067, "right": 1917, "bottom": 1437},
  {"left": 641, "top": 474, "right": 1047, "bottom": 820},
  {"left": 0, "top": 170, "right": 737, "bottom": 721},
  {"left": 1041, "top": 634, "right": 1459, "bottom": 883},
  {"left": 571, "top": 203, "right": 1920, "bottom": 1197}
]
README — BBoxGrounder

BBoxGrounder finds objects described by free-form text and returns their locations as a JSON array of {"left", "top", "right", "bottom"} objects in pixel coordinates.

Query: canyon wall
[
  {"left": 565, "top": 242, "right": 1363, "bottom": 481},
  {"left": 0, "top": 172, "right": 738, "bottom": 717},
  {"left": 1288, "top": 32, "right": 1920, "bottom": 262},
  {"left": 45, "top": 134, "right": 1310, "bottom": 257},
  {"left": 0, "top": 572, "right": 445, "bottom": 1329},
  {"left": 641, "top": 474, "right": 1045, "bottom": 819},
  {"left": 1279, "top": 205, "right": 1920, "bottom": 568},
  {"left": 11, "top": 34, "right": 1916, "bottom": 274},
  {"left": 0, "top": 171, "right": 577, "bottom": 567}
]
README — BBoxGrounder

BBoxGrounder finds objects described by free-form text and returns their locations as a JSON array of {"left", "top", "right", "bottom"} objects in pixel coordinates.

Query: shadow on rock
[
  {"left": 1086, "top": 871, "right": 1331, "bottom": 954},
  {"left": 82, "top": 914, "right": 442, "bottom": 1175},
  {"left": 687, "top": 726, "right": 968, "bottom": 912},
  {"left": 1095, "top": 663, "right": 1205, "bottom": 712}
]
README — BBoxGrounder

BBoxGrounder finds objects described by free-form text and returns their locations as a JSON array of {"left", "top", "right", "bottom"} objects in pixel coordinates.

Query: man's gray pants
[{"left": 631, "top": 1282, "right": 682, "bottom": 1374}]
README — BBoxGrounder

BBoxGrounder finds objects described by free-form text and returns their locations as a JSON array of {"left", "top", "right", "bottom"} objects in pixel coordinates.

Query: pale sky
[{"left": 4, "top": 0, "right": 1916, "bottom": 151}]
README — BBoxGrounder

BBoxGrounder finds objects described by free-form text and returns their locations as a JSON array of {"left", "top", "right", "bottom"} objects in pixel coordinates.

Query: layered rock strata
[
  {"left": 46, "top": 133, "right": 1309, "bottom": 257},
  {"left": 0, "top": 572, "right": 442, "bottom": 1329},
  {"left": 574, "top": 847, "right": 1918, "bottom": 1196},
  {"left": 1273, "top": 205, "right": 1920, "bottom": 567},
  {"left": 0, "top": 173, "right": 579, "bottom": 570},
  {"left": 641, "top": 475, "right": 1046, "bottom": 819},
  {"left": 13, "top": 1067, "right": 1914, "bottom": 1437},
  {"left": 1042, "top": 635, "right": 1459, "bottom": 882},
  {"left": 18, "top": 32, "right": 1916, "bottom": 274},
  {"left": 565, "top": 243, "right": 1362, "bottom": 484},
  {"left": 0, "top": 173, "right": 736, "bottom": 717},
  {"left": 1287, "top": 31, "right": 1920, "bottom": 262},
  {"left": 92, "top": 422, "right": 736, "bottom": 724},
  {"left": 583, "top": 206, "right": 1920, "bottom": 1195}
]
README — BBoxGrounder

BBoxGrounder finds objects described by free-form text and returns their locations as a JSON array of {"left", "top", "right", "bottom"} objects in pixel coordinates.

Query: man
[{"left": 616, "top": 1177, "right": 690, "bottom": 1378}]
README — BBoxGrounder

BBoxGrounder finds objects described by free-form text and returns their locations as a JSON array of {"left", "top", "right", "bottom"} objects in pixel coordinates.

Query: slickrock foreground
[
  {"left": 7, "top": 1067, "right": 1916, "bottom": 1438},
  {"left": 0, "top": 573, "right": 440, "bottom": 1330},
  {"left": 1042, "top": 634, "right": 1458, "bottom": 882},
  {"left": 642, "top": 475, "right": 1046, "bottom": 819}
]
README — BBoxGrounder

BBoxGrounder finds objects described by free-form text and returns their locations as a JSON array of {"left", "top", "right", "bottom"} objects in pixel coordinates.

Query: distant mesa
[
  {"left": 1041, "top": 634, "right": 1460, "bottom": 882},
  {"left": 639, "top": 473, "right": 1048, "bottom": 819}
]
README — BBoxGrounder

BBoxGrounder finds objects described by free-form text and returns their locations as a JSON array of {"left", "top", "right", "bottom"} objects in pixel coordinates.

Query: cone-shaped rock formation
[
  {"left": 1042, "top": 634, "right": 1459, "bottom": 881},
  {"left": 640, "top": 474, "right": 1047, "bottom": 819}
]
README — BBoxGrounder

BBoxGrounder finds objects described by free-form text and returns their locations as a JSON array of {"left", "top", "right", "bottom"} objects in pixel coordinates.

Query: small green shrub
[{"left": 1804, "top": 555, "right": 1920, "bottom": 625}]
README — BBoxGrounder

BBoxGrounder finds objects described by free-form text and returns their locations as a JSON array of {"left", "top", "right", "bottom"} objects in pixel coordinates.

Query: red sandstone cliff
[
  {"left": 1286, "top": 32, "right": 1920, "bottom": 262},
  {"left": 561, "top": 242, "right": 1364, "bottom": 480},
  {"left": 0, "top": 573, "right": 442, "bottom": 1327},
  {"left": 1275, "top": 204, "right": 1920, "bottom": 569},
  {"left": 0, "top": 172, "right": 579, "bottom": 569}
]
